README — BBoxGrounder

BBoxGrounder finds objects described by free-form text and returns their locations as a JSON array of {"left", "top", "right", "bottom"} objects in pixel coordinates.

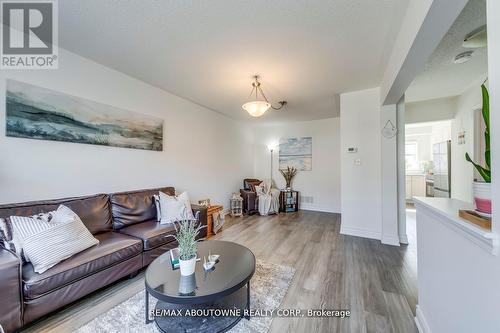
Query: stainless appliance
[{"left": 432, "top": 140, "right": 451, "bottom": 198}]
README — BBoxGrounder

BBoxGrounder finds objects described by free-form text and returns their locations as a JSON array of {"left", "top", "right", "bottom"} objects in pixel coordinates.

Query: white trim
[
  {"left": 340, "top": 226, "right": 381, "bottom": 241},
  {"left": 399, "top": 233, "right": 409, "bottom": 244},
  {"left": 220, "top": 208, "right": 231, "bottom": 217},
  {"left": 299, "top": 204, "right": 340, "bottom": 214},
  {"left": 414, "top": 197, "right": 499, "bottom": 255},
  {"left": 415, "top": 305, "right": 432, "bottom": 333},
  {"left": 382, "top": 234, "right": 400, "bottom": 246}
]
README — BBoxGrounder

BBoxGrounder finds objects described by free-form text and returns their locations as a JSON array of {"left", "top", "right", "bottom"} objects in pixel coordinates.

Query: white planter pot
[
  {"left": 179, "top": 257, "right": 196, "bottom": 276},
  {"left": 472, "top": 181, "right": 491, "bottom": 214}
]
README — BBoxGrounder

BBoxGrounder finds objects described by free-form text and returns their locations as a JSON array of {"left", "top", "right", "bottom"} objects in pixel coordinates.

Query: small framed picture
[{"left": 198, "top": 198, "right": 211, "bottom": 207}]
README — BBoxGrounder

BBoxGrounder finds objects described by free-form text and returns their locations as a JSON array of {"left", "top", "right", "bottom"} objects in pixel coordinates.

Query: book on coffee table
[{"left": 170, "top": 248, "right": 180, "bottom": 269}]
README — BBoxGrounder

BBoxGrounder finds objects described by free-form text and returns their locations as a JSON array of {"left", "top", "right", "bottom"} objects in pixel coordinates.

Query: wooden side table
[
  {"left": 279, "top": 190, "right": 299, "bottom": 213},
  {"left": 206, "top": 205, "right": 223, "bottom": 236}
]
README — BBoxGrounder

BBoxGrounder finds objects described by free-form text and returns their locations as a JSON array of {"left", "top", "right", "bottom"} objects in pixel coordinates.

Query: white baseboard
[
  {"left": 299, "top": 204, "right": 340, "bottom": 213},
  {"left": 399, "top": 233, "right": 409, "bottom": 244},
  {"left": 382, "top": 234, "right": 401, "bottom": 246},
  {"left": 220, "top": 208, "right": 231, "bottom": 217},
  {"left": 340, "top": 226, "right": 381, "bottom": 241},
  {"left": 415, "top": 305, "right": 432, "bottom": 333}
]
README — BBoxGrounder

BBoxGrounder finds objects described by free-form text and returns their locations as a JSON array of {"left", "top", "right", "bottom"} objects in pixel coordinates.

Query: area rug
[{"left": 75, "top": 260, "right": 295, "bottom": 333}]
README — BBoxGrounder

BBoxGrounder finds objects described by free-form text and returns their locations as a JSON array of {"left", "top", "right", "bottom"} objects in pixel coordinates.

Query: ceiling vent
[{"left": 453, "top": 51, "right": 474, "bottom": 64}]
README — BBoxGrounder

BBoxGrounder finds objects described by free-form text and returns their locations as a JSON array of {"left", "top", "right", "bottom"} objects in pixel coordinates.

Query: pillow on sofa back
[
  {"left": 155, "top": 191, "right": 195, "bottom": 224},
  {"left": 0, "top": 210, "right": 56, "bottom": 262},
  {"left": 23, "top": 205, "right": 99, "bottom": 274}
]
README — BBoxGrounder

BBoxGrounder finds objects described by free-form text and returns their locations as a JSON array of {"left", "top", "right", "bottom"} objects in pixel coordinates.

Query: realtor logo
[{"left": 1, "top": 0, "right": 58, "bottom": 69}]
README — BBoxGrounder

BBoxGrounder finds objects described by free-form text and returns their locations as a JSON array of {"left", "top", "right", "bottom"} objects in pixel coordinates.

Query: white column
[
  {"left": 397, "top": 98, "right": 408, "bottom": 244},
  {"left": 487, "top": 0, "right": 500, "bottom": 234},
  {"left": 381, "top": 104, "right": 400, "bottom": 246}
]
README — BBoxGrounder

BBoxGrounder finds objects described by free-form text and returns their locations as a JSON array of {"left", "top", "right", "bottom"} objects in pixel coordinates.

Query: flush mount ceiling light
[
  {"left": 453, "top": 50, "right": 474, "bottom": 64},
  {"left": 242, "top": 75, "right": 287, "bottom": 117}
]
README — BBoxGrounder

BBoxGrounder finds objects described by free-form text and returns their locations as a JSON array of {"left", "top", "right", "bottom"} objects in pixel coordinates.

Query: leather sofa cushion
[
  {"left": 110, "top": 187, "right": 175, "bottom": 230},
  {"left": 22, "top": 232, "right": 142, "bottom": 300},
  {"left": 243, "top": 178, "right": 261, "bottom": 191},
  {"left": 0, "top": 194, "right": 113, "bottom": 235},
  {"left": 117, "top": 219, "right": 176, "bottom": 250}
]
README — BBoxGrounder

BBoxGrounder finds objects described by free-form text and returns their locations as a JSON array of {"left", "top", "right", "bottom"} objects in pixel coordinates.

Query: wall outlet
[{"left": 355, "top": 159, "right": 361, "bottom": 165}]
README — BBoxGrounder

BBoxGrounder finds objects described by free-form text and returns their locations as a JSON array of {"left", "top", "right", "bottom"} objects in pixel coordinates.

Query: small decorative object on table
[
  {"left": 465, "top": 84, "right": 491, "bottom": 216},
  {"left": 279, "top": 190, "right": 299, "bottom": 213},
  {"left": 169, "top": 248, "right": 180, "bottom": 269},
  {"left": 230, "top": 193, "right": 243, "bottom": 217},
  {"left": 203, "top": 251, "right": 220, "bottom": 271},
  {"left": 168, "top": 220, "right": 205, "bottom": 276},
  {"left": 279, "top": 166, "right": 298, "bottom": 190}
]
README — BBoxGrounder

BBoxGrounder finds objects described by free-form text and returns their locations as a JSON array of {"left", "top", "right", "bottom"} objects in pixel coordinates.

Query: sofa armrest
[
  {"left": 0, "top": 248, "right": 23, "bottom": 333},
  {"left": 191, "top": 204, "right": 208, "bottom": 239}
]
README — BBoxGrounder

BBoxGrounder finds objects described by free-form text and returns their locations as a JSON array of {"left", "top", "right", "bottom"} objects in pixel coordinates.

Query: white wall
[
  {"left": 405, "top": 121, "right": 452, "bottom": 173},
  {"left": 252, "top": 118, "right": 341, "bottom": 213},
  {"left": 451, "top": 84, "right": 482, "bottom": 203},
  {"left": 340, "top": 88, "right": 383, "bottom": 240},
  {"left": 415, "top": 202, "right": 500, "bottom": 333},
  {"left": 0, "top": 48, "right": 254, "bottom": 205},
  {"left": 381, "top": 104, "right": 400, "bottom": 246},
  {"left": 406, "top": 126, "right": 433, "bottom": 170},
  {"left": 405, "top": 97, "right": 456, "bottom": 124},
  {"left": 414, "top": 3, "right": 500, "bottom": 333},
  {"left": 487, "top": 0, "right": 500, "bottom": 234},
  {"left": 381, "top": 0, "right": 433, "bottom": 103}
]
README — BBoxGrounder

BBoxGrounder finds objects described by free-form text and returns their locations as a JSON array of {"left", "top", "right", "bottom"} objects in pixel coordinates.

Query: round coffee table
[{"left": 145, "top": 240, "right": 255, "bottom": 333}]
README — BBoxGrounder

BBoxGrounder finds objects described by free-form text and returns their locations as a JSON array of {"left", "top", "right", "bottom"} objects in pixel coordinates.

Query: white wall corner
[
  {"left": 487, "top": 0, "right": 500, "bottom": 235},
  {"left": 415, "top": 305, "right": 432, "bottom": 333},
  {"left": 381, "top": 234, "right": 400, "bottom": 246},
  {"left": 340, "top": 226, "right": 381, "bottom": 241},
  {"left": 300, "top": 204, "right": 341, "bottom": 214},
  {"left": 399, "top": 233, "right": 409, "bottom": 244},
  {"left": 381, "top": 104, "right": 399, "bottom": 246}
]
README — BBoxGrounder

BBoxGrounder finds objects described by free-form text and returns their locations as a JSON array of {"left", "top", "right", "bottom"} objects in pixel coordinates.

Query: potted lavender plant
[
  {"left": 170, "top": 220, "right": 205, "bottom": 276},
  {"left": 465, "top": 84, "right": 491, "bottom": 215}
]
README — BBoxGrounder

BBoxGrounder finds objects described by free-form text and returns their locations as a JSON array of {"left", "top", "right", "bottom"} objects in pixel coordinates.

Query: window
[{"left": 405, "top": 142, "right": 419, "bottom": 171}]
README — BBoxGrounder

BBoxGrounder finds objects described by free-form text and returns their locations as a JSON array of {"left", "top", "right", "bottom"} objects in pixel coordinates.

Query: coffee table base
[{"left": 151, "top": 285, "right": 250, "bottom": 333}]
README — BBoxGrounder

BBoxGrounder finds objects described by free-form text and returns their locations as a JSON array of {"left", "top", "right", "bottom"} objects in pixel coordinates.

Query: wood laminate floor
[{"left": 22, "top": 211, "right": 418, "bottom": 333}]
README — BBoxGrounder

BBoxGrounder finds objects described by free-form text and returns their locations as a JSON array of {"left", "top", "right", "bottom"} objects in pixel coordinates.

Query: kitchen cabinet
[{"left": 406, "top": 174, "right": 426, "bottom": 200}]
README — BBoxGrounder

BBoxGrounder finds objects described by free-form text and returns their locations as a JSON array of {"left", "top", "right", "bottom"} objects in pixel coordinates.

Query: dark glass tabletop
[{"left": 145, "top": 240, "right": 255, "bottom": 304}]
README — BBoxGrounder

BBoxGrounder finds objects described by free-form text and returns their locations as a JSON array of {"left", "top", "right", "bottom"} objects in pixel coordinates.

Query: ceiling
[
  {"left": 58, "top": 0, "right": 409, "bottom": 124},
  {"left": 405, "top": 0, "right": 487, "bottom": 103}
]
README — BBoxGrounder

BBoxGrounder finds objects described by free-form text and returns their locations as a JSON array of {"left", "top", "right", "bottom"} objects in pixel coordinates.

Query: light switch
[{"left": 354, "top": 159, "right": 361, "bottom": 166}]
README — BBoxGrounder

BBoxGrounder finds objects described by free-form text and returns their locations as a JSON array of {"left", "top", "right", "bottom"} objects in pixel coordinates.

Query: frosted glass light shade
[{"left": 242, "top": 100, "right": 271, "bottom": 117}]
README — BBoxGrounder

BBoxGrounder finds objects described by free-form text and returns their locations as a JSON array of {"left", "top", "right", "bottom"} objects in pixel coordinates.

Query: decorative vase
[
  {"left": 178, "top": 273, "right": 197, "bottom": 295},
  {"left": 179, "top": 256, "right": 196, "bottom": 276},
  {"left": 473, "top": 181, "right": 491, "bottom": 214}
]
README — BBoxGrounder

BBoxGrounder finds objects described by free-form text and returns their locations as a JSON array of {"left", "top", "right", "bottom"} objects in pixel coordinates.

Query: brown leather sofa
[
  {"left": 240, "top": 178, "right": 261, "bottom": 215},
  {"left": 0, "top": 186, "right": 207, "bottom": 333}
]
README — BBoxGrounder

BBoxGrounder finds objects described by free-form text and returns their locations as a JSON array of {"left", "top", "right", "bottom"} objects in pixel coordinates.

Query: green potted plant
[
  {"left": 170, "top": 220, "right": 205, "bottom": 276},
  {"left": 465, "top": 84, "right": 491, "bottom": 215}
]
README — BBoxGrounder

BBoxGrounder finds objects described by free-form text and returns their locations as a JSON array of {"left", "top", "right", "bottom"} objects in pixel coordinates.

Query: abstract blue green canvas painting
[
  {"left": 6, "top": 79, "right": 164, "bottom": 151},
  {"left": 279, "top": 137, "right": 312, "bottom": 171}
]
